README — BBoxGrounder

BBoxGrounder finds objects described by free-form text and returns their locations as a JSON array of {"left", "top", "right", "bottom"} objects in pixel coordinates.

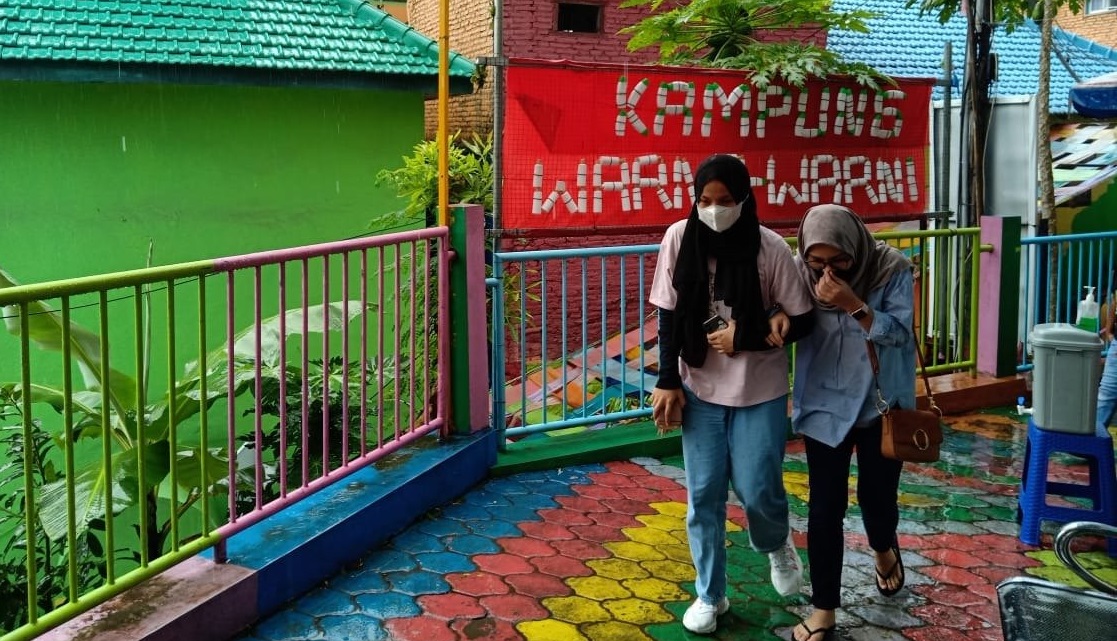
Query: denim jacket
[{"left": 792, "top": 270, "right": 916, "bottom": 447}]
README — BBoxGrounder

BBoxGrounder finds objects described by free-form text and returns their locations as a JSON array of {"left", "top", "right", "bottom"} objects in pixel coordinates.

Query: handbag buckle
[{"left": 912, "top": 429, "right": 930, "bottom": 451}]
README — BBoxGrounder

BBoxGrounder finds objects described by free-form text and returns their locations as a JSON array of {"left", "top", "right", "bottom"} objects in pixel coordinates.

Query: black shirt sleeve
[{"left": 656, "top": 307, "right": 683, "bottom": 389}]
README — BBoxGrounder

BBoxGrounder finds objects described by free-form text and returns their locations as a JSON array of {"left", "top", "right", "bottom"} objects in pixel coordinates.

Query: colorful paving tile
[{"left": 237, "top": 409, "right": 1117, "bottom": 641}]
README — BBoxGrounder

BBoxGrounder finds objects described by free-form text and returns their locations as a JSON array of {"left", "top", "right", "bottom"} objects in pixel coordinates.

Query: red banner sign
[{"left": 502, "top": 60, "right": 933, "bottom": 230}]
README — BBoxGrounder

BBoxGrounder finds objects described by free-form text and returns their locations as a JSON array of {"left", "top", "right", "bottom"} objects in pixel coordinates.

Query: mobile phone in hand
[{"left": 703, "top": 315, "right": 728, "bottom": 334}]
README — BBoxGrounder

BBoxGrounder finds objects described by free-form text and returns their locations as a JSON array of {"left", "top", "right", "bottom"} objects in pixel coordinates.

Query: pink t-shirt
[{"left": 649, "top": 221, "right": 812, "bottom": 408}]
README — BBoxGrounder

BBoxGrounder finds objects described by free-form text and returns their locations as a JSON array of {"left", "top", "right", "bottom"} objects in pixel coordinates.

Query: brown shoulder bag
[{"left": 867, "top": 336, "right": 943, "bottom": 463}]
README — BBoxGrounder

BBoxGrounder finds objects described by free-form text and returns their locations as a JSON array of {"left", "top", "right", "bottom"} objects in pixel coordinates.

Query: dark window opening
[{"left": 557, "top": 3, "right": 602, "bottom": 33}]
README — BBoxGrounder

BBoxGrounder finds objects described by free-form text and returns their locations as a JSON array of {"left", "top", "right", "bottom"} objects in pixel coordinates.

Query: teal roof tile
[
  {"left": 0, "top": 0, "right": 475, "bottom": 84},
  {"left": 829, "top": 0, "right": 1117, "bottom": 114}
]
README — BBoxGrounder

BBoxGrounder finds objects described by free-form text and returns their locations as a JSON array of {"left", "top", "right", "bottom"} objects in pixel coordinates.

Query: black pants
[{"left": 804, "top": 420, "right": 903, "bottom": 610}]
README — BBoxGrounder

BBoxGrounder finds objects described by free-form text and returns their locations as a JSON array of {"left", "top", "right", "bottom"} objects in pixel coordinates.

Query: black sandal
[
  {"left": 794, "top": 621, "right": 836, "bottom": 641},
  {"left": 875, "top": 539, "right": 906, "bottom": 597}
]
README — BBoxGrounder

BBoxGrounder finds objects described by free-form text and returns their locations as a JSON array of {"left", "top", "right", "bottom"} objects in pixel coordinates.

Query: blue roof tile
[{"left": 829, "top": 0, "right": 1117, "bottom": 113}]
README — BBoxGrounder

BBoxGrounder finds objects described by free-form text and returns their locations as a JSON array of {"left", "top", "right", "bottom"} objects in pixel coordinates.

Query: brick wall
[
  {"left": 408, "top": 0, "right": 495, "bottom": 136},
  {"left": 1056, "top": 6, "right": 1117, "bottom": 48}
]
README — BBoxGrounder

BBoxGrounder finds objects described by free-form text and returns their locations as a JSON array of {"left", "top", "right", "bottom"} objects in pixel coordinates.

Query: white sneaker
[
  {"left": 769, "top": 533, "right": 803, "bottom": 596},
  {"left": 682, "top": 596, "right": 730, "bottom": 634}
]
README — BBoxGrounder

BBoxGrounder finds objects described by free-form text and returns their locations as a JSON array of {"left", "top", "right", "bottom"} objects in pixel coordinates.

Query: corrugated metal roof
[
  {"left": 0, "top": 0, "right": 474, "bottom": 82},
  {"left": 828, "top": 0, "right": 1117, "bottom": 113}
]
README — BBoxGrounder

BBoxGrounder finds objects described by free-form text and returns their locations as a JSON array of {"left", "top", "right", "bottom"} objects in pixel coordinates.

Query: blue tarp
[{"left": 1070, "top": 71, "right": 1117, "bottom": 118}]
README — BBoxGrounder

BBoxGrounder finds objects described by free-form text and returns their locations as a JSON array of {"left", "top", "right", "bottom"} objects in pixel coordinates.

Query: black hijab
[{"left": 671, "top": 155, "right": 767, "bottom": 367}]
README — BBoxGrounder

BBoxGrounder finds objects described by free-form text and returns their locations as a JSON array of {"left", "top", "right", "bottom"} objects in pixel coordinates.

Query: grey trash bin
[{"left": 1030, "top": 323, "right": 1104, "bottom": 433}]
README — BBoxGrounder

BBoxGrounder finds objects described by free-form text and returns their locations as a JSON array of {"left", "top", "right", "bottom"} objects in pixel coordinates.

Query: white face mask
[{"left": 696, "top": 202, "right": 742, "bottom": 232}]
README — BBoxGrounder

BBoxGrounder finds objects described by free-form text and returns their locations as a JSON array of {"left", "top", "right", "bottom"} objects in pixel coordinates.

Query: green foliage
[
  {"left": 0, "top": 400, "right": 105, "bottom": 633},
  {"left": 373, "top": 131, "right": 494, "bottom": 227},
  {"left": 621, "top": 0, "right": 890, "bottom": 87},
  {"left": 905, "top": 0, "right": 1082, "bottom": 33}
]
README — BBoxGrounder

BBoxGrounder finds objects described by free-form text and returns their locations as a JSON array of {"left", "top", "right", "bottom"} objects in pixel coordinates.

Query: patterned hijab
[{"left": 795, "top": 205, "right": 912, "bottom": 310}]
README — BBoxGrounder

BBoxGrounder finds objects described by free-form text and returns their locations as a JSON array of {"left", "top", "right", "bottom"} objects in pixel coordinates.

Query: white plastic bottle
[{"left": 1076, "top": 286, "right": 1099, "bottom": 333}]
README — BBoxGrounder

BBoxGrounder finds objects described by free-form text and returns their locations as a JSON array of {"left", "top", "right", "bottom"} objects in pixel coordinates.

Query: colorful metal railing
[
  {"left": 489, "top": 227, "right": 985, "bottom": 447},
  {"left": 0, "top": 228, "right": 449, "bottom": 641},
  {"left": 1018, "top": 230, "right": 1117, "bottom": 372}
]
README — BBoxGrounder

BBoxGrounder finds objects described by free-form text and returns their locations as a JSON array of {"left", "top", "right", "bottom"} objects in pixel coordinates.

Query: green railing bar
[
  {"left": 61, "top": 297, "right": 79, "bottom": 603},
  {"left": 19, "top": 304, "right": 38, "bottom": 626},
  {"left": 167, "top": 281, "right": 179, "bottom": 549},
  {"left": 0, "top": 261, "right": 213, "bottom": 305},
  {"left": 133, "top": 286, "right": 149, "bottom": 567},
  {"left": 924, "top": 360, "right": 976, "bottom": 375},
  {"left": 198, "top": 278, "right": 210, "bottom": 537},
  {"left": 0, "top": 533, "right": 223, "bottom": 641},
  {"left": 98, "top": 291, "right": 116, "bottom": 584}
]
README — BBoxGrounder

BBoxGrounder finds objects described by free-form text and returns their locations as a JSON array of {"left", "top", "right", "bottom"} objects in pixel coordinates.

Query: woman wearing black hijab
[{"left": 648, "top": 154, "right": 815, "bottom": 634}]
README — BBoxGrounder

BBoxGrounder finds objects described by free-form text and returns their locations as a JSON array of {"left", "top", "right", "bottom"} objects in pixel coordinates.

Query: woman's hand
[
  {"left": 766, "top": 310, "right": 790, "bottom": 347},
  {"left": 706, "top": 319, "right": 737, "bottom": 356},
  {"left": 651, "top": 387, "right": 686, "bottom": 434},
  {"left": 815, "top": 268, "right": 861, "bottom": 312}
]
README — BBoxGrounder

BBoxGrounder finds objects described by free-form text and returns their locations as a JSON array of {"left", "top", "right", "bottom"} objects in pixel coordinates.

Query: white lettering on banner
[
  {"left": 532, "top": 155, "right": 919, "bottom": 215},
  {"left": 614, "top": 75, "right": 906, "bottom": 139},
  {"left": 615, "top": 76, "right": 650, "bottom": 136}
]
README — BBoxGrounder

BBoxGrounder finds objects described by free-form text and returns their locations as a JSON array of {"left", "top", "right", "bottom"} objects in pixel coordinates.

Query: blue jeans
[
  {"left": 1099, "top": 340, "right": 1117, "bottom": 432},
  {"left": 681, "top": 389, "right": 791, "bottom": 604}
]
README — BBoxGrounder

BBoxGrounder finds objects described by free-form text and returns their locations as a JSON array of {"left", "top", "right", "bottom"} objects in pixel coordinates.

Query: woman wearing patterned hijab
[
  {"left": 790, "top": 204, "right": 915, "bottom": 641},
  {"left": 648, "top": 154, "right": 815, "bottom": 634}
]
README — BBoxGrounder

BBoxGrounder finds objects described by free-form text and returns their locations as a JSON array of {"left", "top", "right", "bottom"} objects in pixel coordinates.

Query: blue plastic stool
[{"left": 1019, "top": 418, "right": 1117, "bottom": 555}]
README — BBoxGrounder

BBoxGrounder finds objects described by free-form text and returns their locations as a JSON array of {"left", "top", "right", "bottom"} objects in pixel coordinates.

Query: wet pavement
[{"left": 235, "top": 408, "right": 1117, "bottom": 641}]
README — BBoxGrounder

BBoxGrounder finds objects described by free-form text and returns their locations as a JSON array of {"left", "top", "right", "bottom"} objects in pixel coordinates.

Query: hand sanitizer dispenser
[{"left": 1077, "top": 286, "right": 1100, "bottom": 333}]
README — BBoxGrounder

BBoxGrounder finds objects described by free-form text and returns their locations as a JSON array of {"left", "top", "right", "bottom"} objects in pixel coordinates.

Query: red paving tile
[
  {"left": 450, "top": 617, "right": 525, "bottom": 641},
  {"left": 965, "top": 601, "right": 1003, "bottom": 627},
  {"left": 587, "top": 471, "right": 639, "bottom": 487},
  {"left": 598, "top": 498, "right": 659, "bottom": 516},
  {"left": 606, "top": 461, "right": 651, "bottom": 476},
  {"left": 384, "top": 617, "right": 457, "bottom": 641},
  {"left": 517, "top": 521, "right": 577, "bottom": 541},
  {"left": 537, "top": 507, "right": 595, "bottom": 526},
  {"left": 971, "top": 549, "right": 1043, "bottom": 568},
  {"left": 573, "top": 484, "right": 626, "bottom": 499},
  {"left": 586, "top": 512, "right": 642, "bottom": 528},
  {"left": 531, "top": 553, "right": 597, "bottom": 577},
  {"left": 418, "top": 593, "right": 487, "bottom": 620},
  {"left": 616, "top": 486, "right": 672, "bottom": 502},
  {"left": 971, "top": 564, "right": 1025, "bottom": 584},
  {"left": 910, "top": 603, "right": 987, "bottom": 630},
  {"left": 920, "top": 548, "right": 987, "bottom": 568},
  {"left": 920, "top": 565, "right": 988, "bottom": 587},
  {"left": 913, "top": 584, "right": 989, "bottom": 608},
  {"left": 473, "top": 553, "right": 537, "bottom": 576},
  {"left": 505, "top": 572, "right": 573, "bottom": 598},
  {"left": 479, "top": 593, "right": 551, "bottom": 619},
  {"left": 550, "top": 538, "right": 614, "bottom": 560},
  {"left": 567, "top": 524, "right": 626, "bottom": 543},
  {"left": 446, "top": 571, "right": 512, "bottom": 597},
  {"left": 496, "top": 536, "right": 558, "bottom": 558},
  {"left": 555, "top": 494, "right": 611, "bottom": 513},
  {"left": 906, "top": 625, "right": 992, "bottom": 641}
]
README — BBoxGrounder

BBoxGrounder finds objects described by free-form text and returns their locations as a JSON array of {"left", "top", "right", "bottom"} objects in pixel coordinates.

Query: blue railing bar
[
  {"left": 581, "top": 258, "right": 589, "bottom": 422},
  {"left": 486, "top": 277, "right": 500, "bottom": 287},
  {"left": 491, "top": 255, "right": 507, "bottom": 449},
  {"left": 1021, "top": 230, "right": 1117, "bottom": 244},
  {"left": 561, "top": 260, "right": 569, "bottom": 422},
  {"left": 503, "top": 408, "right": 654, "bottom": 437},
  {"left": 494, "top": 244, "right": 659, "bottom": 262},
  {"left": 540, "top": 261, "right": 549, "bottom": 423}
]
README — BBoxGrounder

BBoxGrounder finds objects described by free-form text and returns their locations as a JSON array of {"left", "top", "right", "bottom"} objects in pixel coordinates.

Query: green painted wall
[{"left": 0, "top": 80, "right": 422, "bottom": 282}]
